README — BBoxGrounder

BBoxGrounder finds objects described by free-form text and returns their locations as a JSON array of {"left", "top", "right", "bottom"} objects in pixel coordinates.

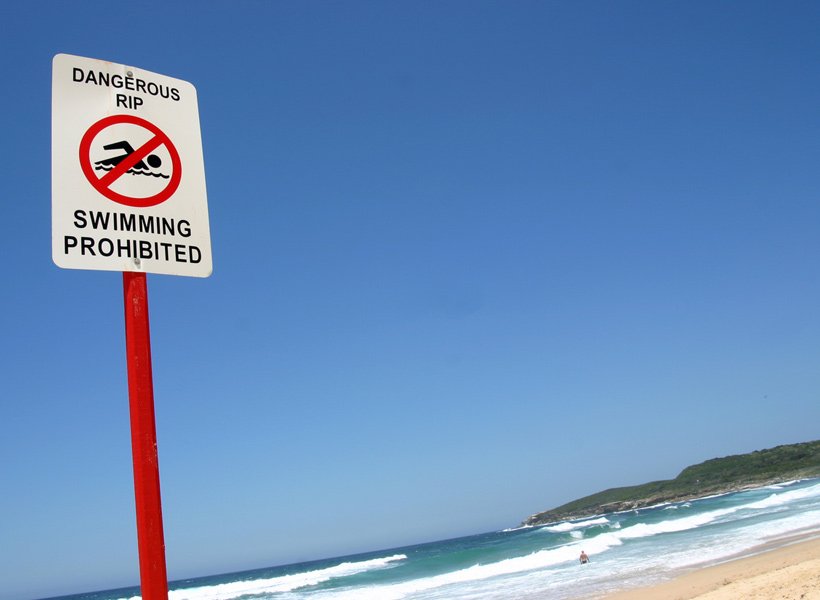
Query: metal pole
[{"left": 123, "top": 271, "right": 169, "bottom": 600}]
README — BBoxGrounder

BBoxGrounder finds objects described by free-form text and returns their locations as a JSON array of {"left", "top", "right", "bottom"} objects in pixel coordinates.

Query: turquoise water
[{"left": 46, "top": 479, "right": 820, "bottom": 600}]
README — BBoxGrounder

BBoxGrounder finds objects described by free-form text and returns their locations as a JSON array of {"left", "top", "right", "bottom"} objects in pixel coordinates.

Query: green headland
[{"left": 521, "top": 439, "right": 820, "bottom": 527}]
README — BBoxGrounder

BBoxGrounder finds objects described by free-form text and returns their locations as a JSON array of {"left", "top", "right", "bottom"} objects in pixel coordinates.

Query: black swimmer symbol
[{"left": 94, "top": 141, "right": 169, "bottom": 178}]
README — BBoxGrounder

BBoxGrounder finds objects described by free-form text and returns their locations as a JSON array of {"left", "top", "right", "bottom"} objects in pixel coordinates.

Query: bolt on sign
[{"left": 52, "top": 54, "right": 212, "bottom": 277}]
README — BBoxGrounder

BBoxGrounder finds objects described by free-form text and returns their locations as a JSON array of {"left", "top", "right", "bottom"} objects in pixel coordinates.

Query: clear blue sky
[{"left": 2, "top": 1, "right": 819, "bottom": 598}]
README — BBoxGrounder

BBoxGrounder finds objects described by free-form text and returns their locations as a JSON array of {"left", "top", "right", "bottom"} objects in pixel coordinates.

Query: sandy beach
[{"left": 600, "top": 535, "right": 820, "bottom": 600}]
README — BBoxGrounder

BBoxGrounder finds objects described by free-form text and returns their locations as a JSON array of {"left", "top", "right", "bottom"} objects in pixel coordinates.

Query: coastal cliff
[{"left": 521, "top": 440, "right": 820, "bottom": 527}]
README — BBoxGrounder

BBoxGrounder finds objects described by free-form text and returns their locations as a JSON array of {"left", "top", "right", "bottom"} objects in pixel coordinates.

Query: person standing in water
[{"left": 579, "top": 551, "right": 590, "bottom": 564}]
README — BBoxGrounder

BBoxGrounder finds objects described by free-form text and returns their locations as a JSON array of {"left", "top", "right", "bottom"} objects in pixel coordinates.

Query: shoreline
[
  {"left": 525, "top": 478, "right": 810, "bottom": 528},
  {"left": 595, "top": 533, "right": 820, "bottom": 600}
]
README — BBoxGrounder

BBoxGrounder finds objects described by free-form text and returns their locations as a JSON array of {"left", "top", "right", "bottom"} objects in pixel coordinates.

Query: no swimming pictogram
[{"left": 79, "top": 114, "right": 182, "bottom": 208}]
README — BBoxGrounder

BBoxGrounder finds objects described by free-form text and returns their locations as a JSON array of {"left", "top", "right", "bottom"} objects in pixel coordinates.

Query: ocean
[{"left": 48, "top": 478, "right": 820, "bottom": 600}]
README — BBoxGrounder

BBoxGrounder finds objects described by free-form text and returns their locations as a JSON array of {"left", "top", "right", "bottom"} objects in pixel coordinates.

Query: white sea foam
[
  {"left": 691, "top": 490, "right": 735, "bottom": 502},
  {"left": 642, "top": 501, "right": 672, "bottom": 511},
  {"left": 742, "top": 483, "right": 820, "bottom": 511},
  {"left": 543, "top": 516, "right": 610, "bottom": 533},
  {"left": 115, "top": 480, "right": 820, "bottom": 600},
  {"left": 767, "top": 480, "right": 801, "bottom": 490},
  {"left": 607, "top": 482, "right": 820, "bottom": 543},
  {"left": 361, "top": 482, "right": 820, "bottom": 599},
  {"left": 627, "top": 507, "right": 739, "bottom": 538},
  {"left": 118, "top": 555, "right": 407, "bottom": 600},
  {"left": 325, "top": 542, "right": 599, "bottom": 600}
]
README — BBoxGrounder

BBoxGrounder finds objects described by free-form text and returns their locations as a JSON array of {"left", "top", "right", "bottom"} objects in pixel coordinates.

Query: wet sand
[{"left": 600, "top": 535, "right": 820, "bottom": 600}]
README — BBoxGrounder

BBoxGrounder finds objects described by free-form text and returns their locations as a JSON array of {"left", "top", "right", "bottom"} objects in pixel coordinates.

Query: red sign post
[
  {"left": 123, "top": 271, "right": 168, "bottom": 600},
  {"left": 53, "top": 54, "right": 212, "bottom": 600}
]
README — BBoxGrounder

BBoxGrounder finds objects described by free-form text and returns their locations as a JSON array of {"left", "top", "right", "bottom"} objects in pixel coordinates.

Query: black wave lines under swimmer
[{"left": 94, "top": 164, "right": 171, "bottom": 179}]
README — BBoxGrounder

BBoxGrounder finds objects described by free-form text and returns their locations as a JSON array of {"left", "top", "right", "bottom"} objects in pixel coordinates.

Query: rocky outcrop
[{"left": 520, "top": 440, "right": 820, "bottom": 528}]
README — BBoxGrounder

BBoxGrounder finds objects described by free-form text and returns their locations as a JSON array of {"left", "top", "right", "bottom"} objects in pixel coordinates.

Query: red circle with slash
[{"left": 79, "top": 114, "right": 182, "bottom": 208}]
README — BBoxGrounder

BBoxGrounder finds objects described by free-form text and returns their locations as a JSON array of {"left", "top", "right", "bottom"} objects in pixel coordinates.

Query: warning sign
[
  {"left": 52, "top": 54, "right": 212, "bottom": 278},
  {"left": 79, "top": 115, "right": 182, "bottom": 208}
]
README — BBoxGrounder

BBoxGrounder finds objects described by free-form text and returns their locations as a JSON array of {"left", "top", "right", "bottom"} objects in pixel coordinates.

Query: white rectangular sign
[{"left": 52, "top": 54, "right": 212, "bottom": 277}]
